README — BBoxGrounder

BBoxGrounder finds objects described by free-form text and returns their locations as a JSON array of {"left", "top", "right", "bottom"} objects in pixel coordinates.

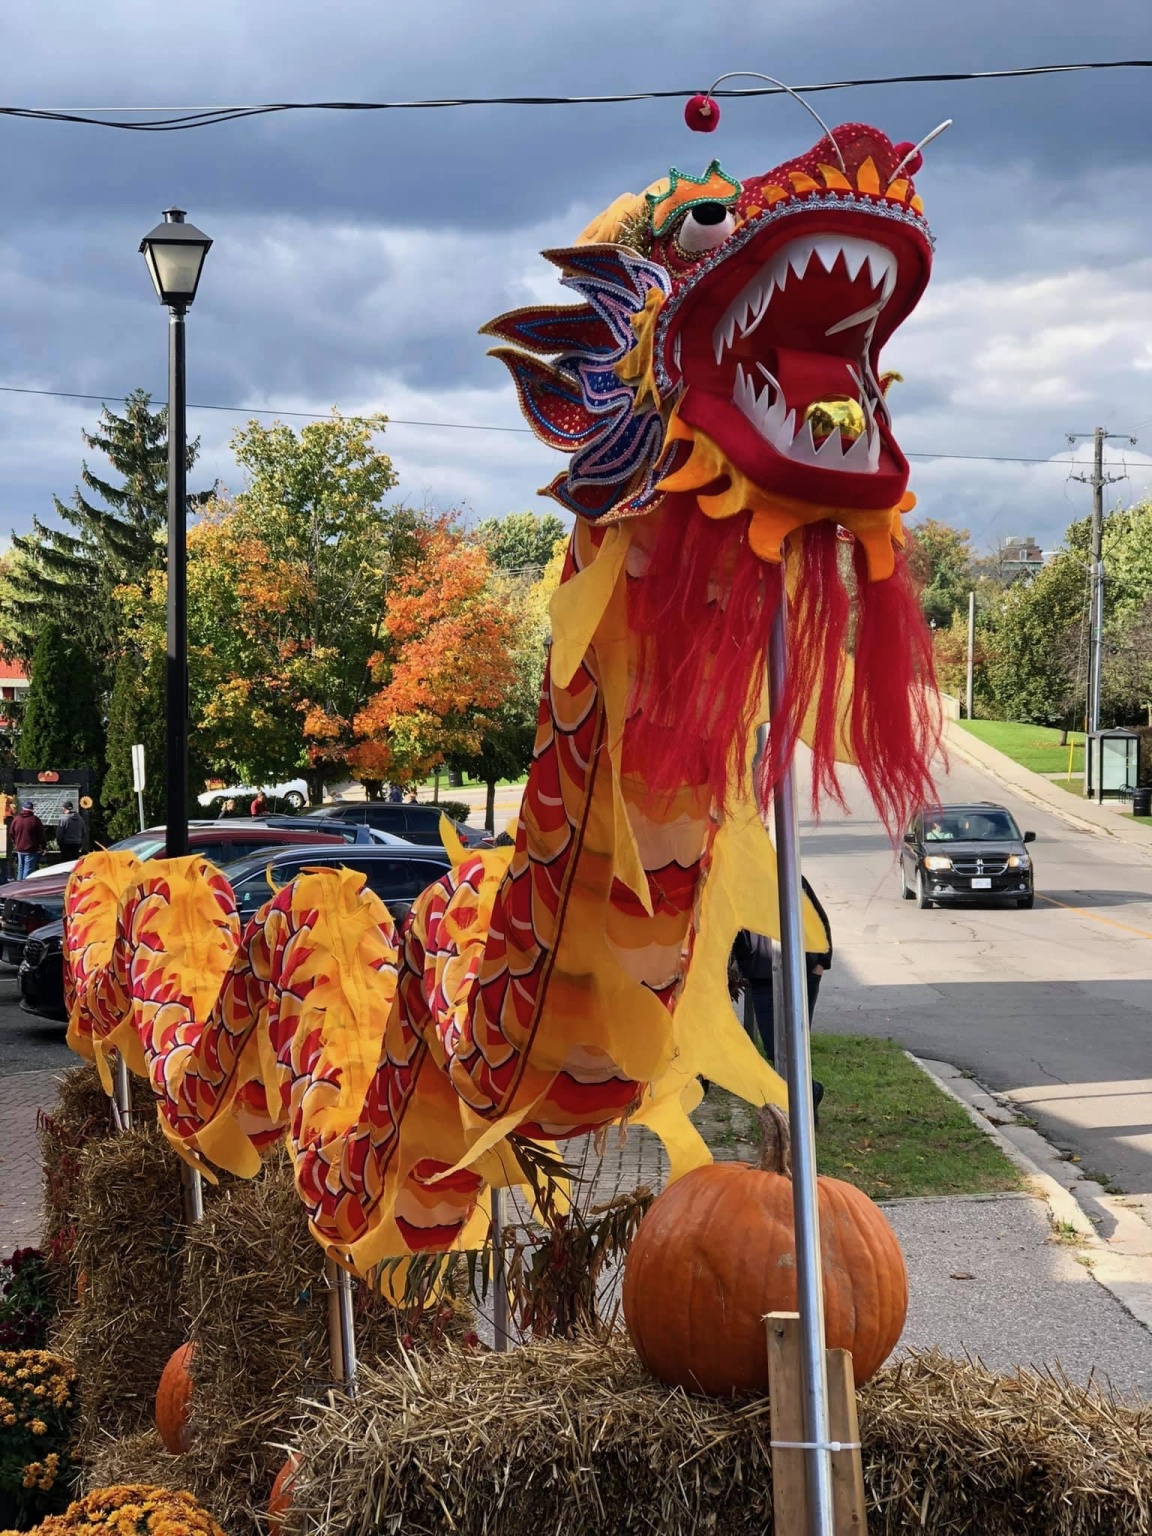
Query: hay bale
[
  {"left": 281, "top": 1332, "right": 1152, "bottom": 1536},
  {"left": 179, "top": 1153, "right": 470, "bottom": 1536},
  {"left": 80, "top": 1428, "right": 188, "bottom": 1497},
  {"left": 39, "top": 1064, "right": 158, "bottom": 1299},
  {"left": 59, "top": 1124, "right": 187, "bottom": 1442}
]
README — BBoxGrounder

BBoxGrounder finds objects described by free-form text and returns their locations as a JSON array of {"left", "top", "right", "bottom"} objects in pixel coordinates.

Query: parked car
[
  {"left": 20, "top": 843, "right": 454, "bottom": 1022},
  {"left": 307, "top": 801, "right": 494, "bottom": 849},
  {"left": 197, "top": 778, "right": 310, "bottom": 812},
  {"left": 0, "top": 821, "right": 354, "bottom": 966},
  {"left": 900, "top": 803, "right": 1036, "bottom": 910}
]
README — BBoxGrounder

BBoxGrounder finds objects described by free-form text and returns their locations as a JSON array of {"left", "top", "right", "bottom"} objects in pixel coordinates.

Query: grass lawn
[
  {"left": 957, "top": 719, "right": 1084, "bottom": 775},
  {"left": 692, "top": 1034, "right": 1022, "bottom": 1201}
]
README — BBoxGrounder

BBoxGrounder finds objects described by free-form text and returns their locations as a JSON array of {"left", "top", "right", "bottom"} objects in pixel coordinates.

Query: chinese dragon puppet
[{"left": 63, "top": 112, "right": 940, "bottom": 1274}]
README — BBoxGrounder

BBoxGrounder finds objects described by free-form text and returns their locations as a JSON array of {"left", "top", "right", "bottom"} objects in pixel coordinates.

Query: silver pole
[
  {"left": 181, "top": 1163, "right": 204, "bottom": 1225},
  {"left": 767, "top": 596, "right": 834, "bottom": 1536},
  {"left": 965, "top": 591, "right": 975, "bottom": 720},
  {"left": 325, "top": 1255, "right": 358, "bottom": 1395},
  {"left": 491, "top": 1187, "right": 510, "bottom": 1351},
  {"left": 114, "top": 1052, "right": 132, "bottom": 1132},
  {"left": 136, "top": 788, "right": 146, "bottom": 834}
]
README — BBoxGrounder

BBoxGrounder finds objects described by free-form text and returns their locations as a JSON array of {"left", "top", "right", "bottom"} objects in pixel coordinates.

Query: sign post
[{"left": 131, "top": 745, "right": 146, "bottom": 833}]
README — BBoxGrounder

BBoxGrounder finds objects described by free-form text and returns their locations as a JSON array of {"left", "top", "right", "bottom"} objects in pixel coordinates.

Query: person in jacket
[
  {"left": 249, "top": 790, "right": 269, "bottom": 818},
  {"left": 56, "top": 801, "right": 86, "bottom": 862},
  {"left": 730, "top": 877, "right": 832, "bottom": 1110},
  {"left": 10, "top": 801, "right": 47, "bottom": 881}
]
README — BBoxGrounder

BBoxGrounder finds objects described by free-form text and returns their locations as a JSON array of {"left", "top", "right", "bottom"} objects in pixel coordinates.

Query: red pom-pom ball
[
  {"left": 685, "top": 94, "right": 720, "bottom": 133},
  {"left": 892, "top": 141, "right": 922, "bottom": 175}
]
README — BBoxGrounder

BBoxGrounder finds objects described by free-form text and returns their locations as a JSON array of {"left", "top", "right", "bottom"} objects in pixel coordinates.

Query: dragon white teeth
[
  {"left": 711, "top": 234, "right": 898, "bottom": 360},
  {"left": 732, "top": 366, "right": 883, "bottom": 476}
]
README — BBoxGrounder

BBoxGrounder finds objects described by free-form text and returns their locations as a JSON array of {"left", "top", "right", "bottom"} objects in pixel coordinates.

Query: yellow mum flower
[{"left": 28, "top": 1417, "right": 47, "bottom": 1434}]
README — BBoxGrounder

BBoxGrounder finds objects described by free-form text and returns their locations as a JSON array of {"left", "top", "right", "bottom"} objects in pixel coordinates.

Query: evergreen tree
[
  {"left": 1, "top": 390, "right": 206, "bottom": 667},
  {"left": 103, "top": 645, "right": 167, "bottom": 840},
  {"left": 18, "top": 623, "right": 105, "bottom": 774}
]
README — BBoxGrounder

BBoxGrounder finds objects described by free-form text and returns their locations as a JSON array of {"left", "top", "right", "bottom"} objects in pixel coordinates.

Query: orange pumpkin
[
  {"left": 622, "top": 1106, "right": 907, "bottom": 1395},
  {"left": 268, "top": 1453, "right": 300, "bottom": 1535},
  {"left": 155, "top": 1341, "right": 196, "bottom": 1453}
]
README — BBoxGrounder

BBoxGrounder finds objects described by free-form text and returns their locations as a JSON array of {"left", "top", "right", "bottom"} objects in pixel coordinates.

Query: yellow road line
[{"left": 1037, "top": 892, "right": 1152, "bottom": 941}]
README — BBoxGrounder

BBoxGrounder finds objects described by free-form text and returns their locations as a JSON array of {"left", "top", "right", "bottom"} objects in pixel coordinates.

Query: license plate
[{"left": 971, "top": 877, "right": 992, "bottom": 889}]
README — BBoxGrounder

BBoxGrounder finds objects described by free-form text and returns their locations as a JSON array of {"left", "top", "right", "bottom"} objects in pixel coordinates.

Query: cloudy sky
[{"left": 3, "top": 1, "right": 1151, "bottom": 555}]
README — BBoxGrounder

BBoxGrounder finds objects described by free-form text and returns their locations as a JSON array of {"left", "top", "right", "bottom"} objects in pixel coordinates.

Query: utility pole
[
  {"left": 1068, "top": 427, "right": 1136, "bottom": 737},
  {"left": 965, "top": 591, "right": 975, "bottom": 720}
]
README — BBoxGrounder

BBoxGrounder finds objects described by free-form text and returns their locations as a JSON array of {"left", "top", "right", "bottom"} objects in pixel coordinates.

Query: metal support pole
[
  {"left": 767, "top": 595, "right": 834, "bottom": 1536},
  {"left": 491, "top": 1186, "right": 511, "bottom": 1351},
  {"left": 166, "top": 305, "right": 189, "bottom": 861},
  {"left": 325, "top": 1255, "right": 358, "bottom": 1395},
  {"left": 181, "top": 1162, "right": 204, "bottom": 1225},
  {"left": 965, "top": 590, "right": 975, "bottom": 721},
  {"left": 114, "top": 1052, "right": 132, "bottom": 1132}
]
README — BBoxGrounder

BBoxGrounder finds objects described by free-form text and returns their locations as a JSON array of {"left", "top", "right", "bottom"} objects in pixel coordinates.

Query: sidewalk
[
  {"left": 4, "top": 1056, "right": 1152, "bottom": 1396},
  {"left": 945, "top": 718, "right": 1152, "bottom": 850}
]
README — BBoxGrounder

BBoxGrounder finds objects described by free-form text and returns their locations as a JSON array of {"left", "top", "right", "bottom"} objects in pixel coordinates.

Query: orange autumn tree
[{"left": 342, "top": 521, "right": 519, "bottom": 788}]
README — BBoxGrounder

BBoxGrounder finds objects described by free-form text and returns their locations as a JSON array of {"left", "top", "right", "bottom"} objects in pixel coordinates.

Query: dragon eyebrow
[{"left": 703, "top": 71, "right": 848, "bottom": 173}]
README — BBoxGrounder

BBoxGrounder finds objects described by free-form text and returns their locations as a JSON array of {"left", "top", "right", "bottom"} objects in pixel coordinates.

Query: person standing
[
  {"left": 387, "top": 784, "right": 403, "bottom": 803},
  {"left": 56, "top": 800, "right": 86, "bottom": 862},
  {"left": 730, "top": 877, "right": 832, "bottom": 1109},
  {"left": 249, "top": 790, "right": 269, "bottom": 818},
  {"left": 10, "top": 800, "right": 47, "bottom": 881}
]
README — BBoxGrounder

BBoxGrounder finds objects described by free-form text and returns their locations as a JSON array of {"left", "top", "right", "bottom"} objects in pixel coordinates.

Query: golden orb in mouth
[{"left": 802, "top": 396, "right": 867, "bottom": 444}]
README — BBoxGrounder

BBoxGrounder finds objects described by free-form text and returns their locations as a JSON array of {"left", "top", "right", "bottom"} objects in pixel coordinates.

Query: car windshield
[
  {"left": 109, "top": 833, "right": 167, "bottom": 860},
  {"left": 922, "top": 809, "right": 1020, "bottom": 842}
]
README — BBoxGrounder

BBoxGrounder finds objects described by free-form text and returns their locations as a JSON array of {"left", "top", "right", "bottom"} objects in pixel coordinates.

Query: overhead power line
[
  {"left": 3, "top": 60, "right": 1150, "bottom": 132},
  {"left": 0, "top": 382, "right": 1148, "bottom": 470}
]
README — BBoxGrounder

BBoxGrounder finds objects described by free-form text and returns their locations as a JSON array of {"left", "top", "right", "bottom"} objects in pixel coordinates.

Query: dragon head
[
  {"left": 486, "top": 121, "right": 940, "bottom": 830},
  {"left": 485, "top": 121, "right": 932, "bottom": 581}
]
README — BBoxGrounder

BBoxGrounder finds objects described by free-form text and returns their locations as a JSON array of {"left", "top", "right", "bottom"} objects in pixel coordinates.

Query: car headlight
[
  {"left": 923, "top": 855, "right": 953, "bottom": 871},
  {"left": 1007, "top": 853, "right": 1030, "bottom": 869}
]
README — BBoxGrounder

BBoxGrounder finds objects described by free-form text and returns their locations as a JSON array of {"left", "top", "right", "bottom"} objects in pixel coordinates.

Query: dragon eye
[{"left": 676, "top": 202, "right": 737, "bottom": 255}]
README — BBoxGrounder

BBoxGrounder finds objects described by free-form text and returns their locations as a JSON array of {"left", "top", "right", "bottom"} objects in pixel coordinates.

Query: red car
[{"left": 0, "top": 821, "right": 347, "bottom": 965}]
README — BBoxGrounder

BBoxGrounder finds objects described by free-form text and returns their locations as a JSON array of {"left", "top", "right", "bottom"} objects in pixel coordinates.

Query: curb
[
  {"left": 907, "top": 1052, "right": 1152, "bottom": 1334},
  {"left": 943, "top": 722, "right": 1152, "bottom": 851}
]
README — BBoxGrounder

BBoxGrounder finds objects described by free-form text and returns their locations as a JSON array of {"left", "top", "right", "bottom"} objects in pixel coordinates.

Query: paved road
[
  {"left": 803, "top": 750, "right": 1152, "bottom": 1197},
  {"left": 0, "top": 973, "right": 71, "bottom": 1074}
]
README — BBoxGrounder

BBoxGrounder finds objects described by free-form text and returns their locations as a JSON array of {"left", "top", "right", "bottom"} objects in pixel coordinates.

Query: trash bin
[{"left": 1133, "top": 786, "right": 1152, "bottom": 818}]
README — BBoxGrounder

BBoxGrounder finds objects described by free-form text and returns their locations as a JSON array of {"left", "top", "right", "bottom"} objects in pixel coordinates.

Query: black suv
[
  {"left": 900, "top": 803, "right": 1036, "bottom": 910},
  {"left": 308, "top": 802, "right": 493, "bottom": 849}
]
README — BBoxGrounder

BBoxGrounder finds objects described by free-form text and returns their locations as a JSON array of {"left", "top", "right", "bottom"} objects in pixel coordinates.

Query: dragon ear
[
  {"left": 487, "top": 348, "right": 599, "bottom": 451},
  {"left": 480, "top": 304, "right": 615, "bottom": 358}
]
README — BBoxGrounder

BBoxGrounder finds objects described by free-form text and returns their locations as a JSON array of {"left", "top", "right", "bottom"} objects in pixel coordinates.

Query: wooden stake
[{"left": 766, "top": 1313, "right": 869, "bottom": 1535}]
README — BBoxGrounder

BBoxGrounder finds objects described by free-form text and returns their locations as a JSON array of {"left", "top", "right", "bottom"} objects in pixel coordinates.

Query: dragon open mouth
[{"left": 661, "top": 196, "right": 931, "bottom": 511}]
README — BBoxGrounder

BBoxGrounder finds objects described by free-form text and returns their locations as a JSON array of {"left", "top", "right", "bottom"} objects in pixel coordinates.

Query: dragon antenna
[
  {"left": 889, "top": 119, "right": 953, "bottom": 181},
  {"left": 703, "top": 71, "right": 848, "bottom": 173}
]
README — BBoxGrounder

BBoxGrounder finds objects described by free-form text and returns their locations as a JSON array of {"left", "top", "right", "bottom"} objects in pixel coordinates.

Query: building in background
[
  {"left": 999, "top": 535, "right": 1045, "bottom": 578},
  {"left": 0, "top": 659, "right": 29, "bottom": 728}
]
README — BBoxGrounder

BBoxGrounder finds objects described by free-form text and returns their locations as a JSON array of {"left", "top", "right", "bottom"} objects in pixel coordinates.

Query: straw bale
[
  {"left": 39, "top": 1065, "right": 158, "bottom": 1300},
  {"left": 281, "top": 1331, "right": 1152, "bottom": 1536},
  {"left": 59, "top": 1124, "right": 188, "bottom": 1443},
  {"left": 80, "top": 1429, "right": 189, "bottom": 1498},
  {"left": 179, "top": 1152, "right": 471, "bottom": 1536}
]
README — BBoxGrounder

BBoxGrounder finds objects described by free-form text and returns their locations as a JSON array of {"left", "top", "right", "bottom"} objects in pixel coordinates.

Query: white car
[{"left": 197, "top": 778, "right": 309, "bottom": 812}]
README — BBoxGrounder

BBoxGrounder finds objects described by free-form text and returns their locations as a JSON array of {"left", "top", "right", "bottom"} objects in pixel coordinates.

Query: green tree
[
  {"left": 473, "top": 511, "right": 567, "bottom": 576},
  {"left": 18, "top": 623, "right": 104, "bottom": 774},
  {"left": 905, "top": 518, "right": 974, "bottom": 629},
  {"left": 103, "top": 644, "right": 167, "bottom": 840},
  {"left": 981, "top": 554, "right": 1087, "bottom": 727},
  {"left": 1, "top": 391, "right": 205, "bottom": 668}
]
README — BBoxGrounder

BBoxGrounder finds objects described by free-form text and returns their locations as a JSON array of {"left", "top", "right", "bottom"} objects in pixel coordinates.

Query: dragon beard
[{"left": 624, "top": 494, "right": 938, "bottom": 834}]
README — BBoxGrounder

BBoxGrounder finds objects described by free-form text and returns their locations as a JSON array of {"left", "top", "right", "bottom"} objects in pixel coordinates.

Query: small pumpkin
[
  {"left": 622, "top": 1105, "right": 907, "bottom": 1395},
  {"left": 155, "top": 1341, "right": 196, "bottom": 1453},
  {"left": 268, "top": 1453, "right": 300, "bottom": 1535}
]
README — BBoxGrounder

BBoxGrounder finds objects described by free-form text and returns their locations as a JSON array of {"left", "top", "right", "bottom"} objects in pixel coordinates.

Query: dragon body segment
[{"left": 64, "top": 118, "right": 939, "bottom": 1269}]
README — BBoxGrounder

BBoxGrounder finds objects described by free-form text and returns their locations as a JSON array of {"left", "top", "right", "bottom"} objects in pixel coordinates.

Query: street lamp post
[{"left": 139, "top": 209, "right": 212, "bottom": 860}]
